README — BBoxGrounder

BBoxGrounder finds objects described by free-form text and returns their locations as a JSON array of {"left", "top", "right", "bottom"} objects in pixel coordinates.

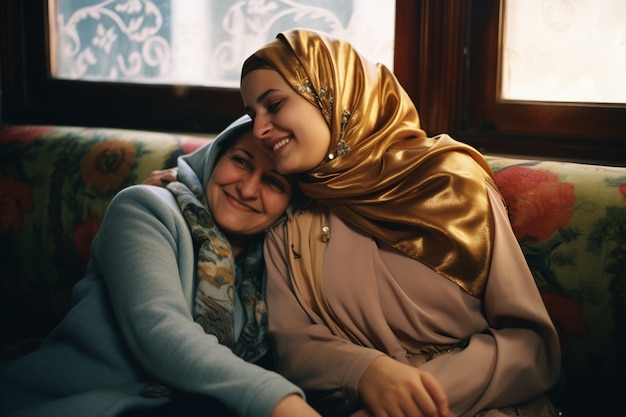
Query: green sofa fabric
[
  {"left": 488, "top": 156, "right": 625, "bottom": 416},
  {"left": 1, "top": 125, "right": 624, "bottom": 416},
  {"left": 0, "top": 125, "right": 207, "bottom": 341}
]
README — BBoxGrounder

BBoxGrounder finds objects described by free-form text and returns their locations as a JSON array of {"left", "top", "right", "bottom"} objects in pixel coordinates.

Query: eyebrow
[
  {"left": 232, "top": 146, "right": 255, "bottom": 161},
  {"left": 243, "top": 88, "right": 279, "bottom": 114}
]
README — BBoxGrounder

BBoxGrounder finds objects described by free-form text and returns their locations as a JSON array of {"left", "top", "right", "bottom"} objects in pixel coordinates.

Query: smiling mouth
[
  {"left": 225, "top": 192, "right": 260, "bottom": 213},
  {"left": 272, "top": 137, "right": 292, "bottom": 153}
]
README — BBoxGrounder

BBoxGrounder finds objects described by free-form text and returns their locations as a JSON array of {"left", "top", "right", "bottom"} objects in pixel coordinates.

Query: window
[
  {"left": 50, "top": 1, "right": 395, "bottom": 88},
  {"left": 1, "top": 0, "right": 624, "bottom": 165},
  {"left": 1, "top": 0, "right": 404, "bottom": 134},
  {"left": 461, "top": 0, "right": 625, "bottom": 165},
  {"left": 501, "top": 0, "right": 625, "bottom": 104}
]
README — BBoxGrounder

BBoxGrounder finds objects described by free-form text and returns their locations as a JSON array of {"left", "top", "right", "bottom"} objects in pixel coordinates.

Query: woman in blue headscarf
[{"left": 0, "top": 116, "right": 320, "bottom": 417}]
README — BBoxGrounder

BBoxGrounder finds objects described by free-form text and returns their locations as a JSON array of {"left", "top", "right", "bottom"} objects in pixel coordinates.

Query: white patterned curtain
[{"left": 51, "top": 0, "right": 396, "bottom": 88}]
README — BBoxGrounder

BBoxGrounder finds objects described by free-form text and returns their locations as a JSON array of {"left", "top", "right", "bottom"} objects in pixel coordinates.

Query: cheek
[
  {"left": 303, "top": 108, "right": 330, "bottom": 144},
  {"left": 210, "top": 165, "right": 239, "bottom": 186},
  {"left": 205, "top": 181, "right": 220, "bottom": 212},
  {"left": 287, "top": 108, "right": 329, "bottom": 150},
  {"left": 287, "top": 100, "right": 323, "bottom": 131},
  {"left": 264, "top": 193, "right": 291, "bottom": 217}
]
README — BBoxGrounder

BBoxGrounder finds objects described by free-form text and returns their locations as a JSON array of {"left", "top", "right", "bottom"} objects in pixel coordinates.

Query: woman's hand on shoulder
[
  {"left": 357, "top": 355, "right": 452, "bottom": 417},
  {"left": 270, "top": 394, "right": 321, "bottom": 417},
  {"left": 142, "top": 168, "right": 178, "bottom": 187}
]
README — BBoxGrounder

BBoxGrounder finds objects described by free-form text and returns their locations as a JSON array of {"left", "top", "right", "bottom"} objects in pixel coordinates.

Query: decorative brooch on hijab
[
  {"left": 328, "top": 109, "right": 351, "bottom": 160},
  {"left": 299, "top": 78, "right": 351, "bottom": 160}
]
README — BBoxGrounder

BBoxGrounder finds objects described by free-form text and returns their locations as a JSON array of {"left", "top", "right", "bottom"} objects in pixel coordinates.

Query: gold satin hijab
[{"left": 242, "top": 29, "right": 498, "bottom": 297}]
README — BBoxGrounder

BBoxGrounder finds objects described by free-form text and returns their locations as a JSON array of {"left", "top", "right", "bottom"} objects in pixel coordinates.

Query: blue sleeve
[{"left": 92, "top": 185, "right": 303, "bottom": 417}]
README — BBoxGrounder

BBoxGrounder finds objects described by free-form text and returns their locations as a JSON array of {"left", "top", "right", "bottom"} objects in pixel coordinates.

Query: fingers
[
  {"left": 141, "top": 168, "right": 178, "bottom": 186},
  {"left": 420, "top": 372, "right": 452, "bottom": 417},
  {"left": 358, "top": 356, "right": 452, "bottom": 417},
  {"left": 399, "top": 373, "right": 451, "bottom": 417},
  {"left": 159, "top": 169, "right": 178, "bottom": 184}
]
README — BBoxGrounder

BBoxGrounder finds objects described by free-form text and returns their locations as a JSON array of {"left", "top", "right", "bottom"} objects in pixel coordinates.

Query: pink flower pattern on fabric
[{"left": 495, "top": 166, "right": 576, "bottom": 241}]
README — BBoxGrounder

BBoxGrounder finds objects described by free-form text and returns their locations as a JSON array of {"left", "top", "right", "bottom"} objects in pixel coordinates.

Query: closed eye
[
  {"left": 265, "top": 175, "right": 289, "bottom": 193},
  {"left": 232, "top": 155, "right": 249, "bottom": 168},
  {"left": 267, "top": 100, "right": 282, "bottom": 113}
]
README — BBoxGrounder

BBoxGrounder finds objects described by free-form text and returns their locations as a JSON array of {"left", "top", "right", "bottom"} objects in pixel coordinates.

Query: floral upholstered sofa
[
  {"left": 0, "top": 124, "right": 208, "bottom": 342},
  {"left": 1, "top": 124, "right": 624, "bottom": 417}
]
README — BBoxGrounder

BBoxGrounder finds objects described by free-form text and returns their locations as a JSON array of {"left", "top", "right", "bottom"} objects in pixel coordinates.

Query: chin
[
  {"left": 222, "top": 224, "right": 262, "bottom": 237},
  {"left": 274, "top": 164, "right": 291, "bottom": 175},
  {"left": 276, "top": 163, "right": 299, "bottom": 175}
]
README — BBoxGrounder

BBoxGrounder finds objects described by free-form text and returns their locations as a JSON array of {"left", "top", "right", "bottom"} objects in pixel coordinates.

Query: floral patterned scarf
[{"left": 167, "top": 161, "right": 268, "bottom": 362}]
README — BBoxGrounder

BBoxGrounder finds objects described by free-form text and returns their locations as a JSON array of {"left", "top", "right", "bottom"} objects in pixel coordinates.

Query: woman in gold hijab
[{"left": 241, "top": 29, "right": 561, "bottom": 417}]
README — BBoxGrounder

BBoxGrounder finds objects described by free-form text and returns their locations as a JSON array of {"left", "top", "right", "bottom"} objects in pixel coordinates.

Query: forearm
[
  {"left": 272, "top": 324, "right": 383, "bottom": 400},
  {"left": 419, "top": 327, "right": 555, "bottom": 416}
]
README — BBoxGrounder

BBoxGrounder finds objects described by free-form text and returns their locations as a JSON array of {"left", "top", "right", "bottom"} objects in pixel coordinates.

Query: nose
[
  {"left": 252, "top": 113, "right": 272, "bottom": 139},
  {"left": 237, "top": 173, "right": 261, "bottom": 200}
]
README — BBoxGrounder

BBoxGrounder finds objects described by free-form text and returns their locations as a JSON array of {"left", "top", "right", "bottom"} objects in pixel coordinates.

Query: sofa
[{"left": 0, "top": 124, "right": 624, "bottom": 417}]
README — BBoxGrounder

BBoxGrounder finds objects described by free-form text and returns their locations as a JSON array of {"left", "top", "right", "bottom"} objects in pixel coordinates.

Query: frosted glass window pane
[
  {"left": 501, "top": 0, "right": 626, "bottom": 104},
  {"left": 49, "top": 0, "right": 395, "bottom": 88}
]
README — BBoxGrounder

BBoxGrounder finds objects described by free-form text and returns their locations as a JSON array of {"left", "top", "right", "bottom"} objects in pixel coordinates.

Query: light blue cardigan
[{"left": 0, "top": 116, "right": 304, "bottom": 417}]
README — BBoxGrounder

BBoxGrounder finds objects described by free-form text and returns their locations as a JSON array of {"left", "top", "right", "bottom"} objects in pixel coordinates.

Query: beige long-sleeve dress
[{"left": 264, "top": 184, "right": 561, "bottom": 417}]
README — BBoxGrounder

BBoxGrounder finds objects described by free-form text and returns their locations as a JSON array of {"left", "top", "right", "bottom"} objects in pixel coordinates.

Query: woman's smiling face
[
  {"left": 206, "top": 130, "right": 294, "bottom": 239},
  {"left": 241, "top": 69, "right": 331, "bottom": 174}
]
